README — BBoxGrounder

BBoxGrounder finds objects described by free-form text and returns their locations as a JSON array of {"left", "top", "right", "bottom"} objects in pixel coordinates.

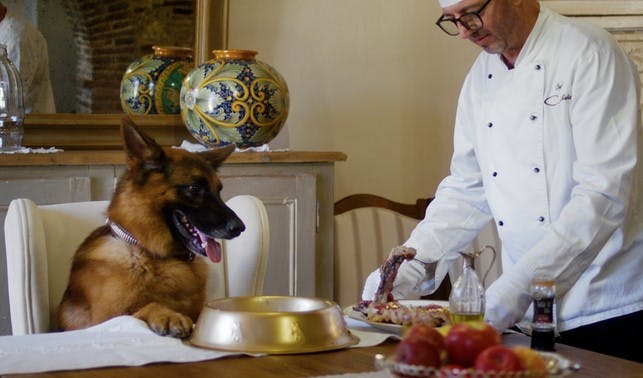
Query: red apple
[
  {"left": 474, "top": 345, "right": 523, "bottom": 372},
  {"left": 395, "top": 336, "right": 441, "bottom": 368},
  {"left": 445, "top": 321, "right": 501, "bottom": 367},
  {"left": 403, "top": 324, "right": 447, "bottom": 363}
]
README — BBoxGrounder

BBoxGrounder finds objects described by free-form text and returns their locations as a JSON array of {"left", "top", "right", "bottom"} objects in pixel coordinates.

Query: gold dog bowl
[{"left": 189, "top": 296, "right": 359, "bottom": 354}]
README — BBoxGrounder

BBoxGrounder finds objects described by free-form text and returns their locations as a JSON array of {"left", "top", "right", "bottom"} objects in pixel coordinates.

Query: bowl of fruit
[{"left": 375, "top": 321, "right": 575, "bottom": 377}]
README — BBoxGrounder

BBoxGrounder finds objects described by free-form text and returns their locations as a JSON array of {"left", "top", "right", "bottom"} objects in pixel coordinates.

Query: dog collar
[
  {"left": 106, "top": 219, "right": 140, "bottom": 247},
  {"left": 105, "top": 218, "right": 195, "bottom": 262}
]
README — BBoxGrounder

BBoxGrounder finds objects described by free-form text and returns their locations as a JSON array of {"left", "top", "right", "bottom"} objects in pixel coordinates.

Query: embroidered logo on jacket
[{"left": 544, "top": 82, "right": 572, "bottom": 106}]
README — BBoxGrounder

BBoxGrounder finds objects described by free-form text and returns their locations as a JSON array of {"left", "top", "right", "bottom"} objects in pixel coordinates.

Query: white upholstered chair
[{"left": 4, "top": 195, "right": 269, "bottom": 335}]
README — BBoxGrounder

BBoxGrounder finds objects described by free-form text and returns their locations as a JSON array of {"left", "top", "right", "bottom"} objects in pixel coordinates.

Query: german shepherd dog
[{"left": 57, "top": 117, "right": 245, "bottom": 338}]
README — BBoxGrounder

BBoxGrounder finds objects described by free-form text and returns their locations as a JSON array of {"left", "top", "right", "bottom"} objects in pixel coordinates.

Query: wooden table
[{"left": 4, "top": 334, "right": 642, "bottom": 378}]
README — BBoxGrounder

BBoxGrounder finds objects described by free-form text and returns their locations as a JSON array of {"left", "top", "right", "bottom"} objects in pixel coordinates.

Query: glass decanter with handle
[{"left": 448, "top": 245, "right": 496, "bottom": 323}]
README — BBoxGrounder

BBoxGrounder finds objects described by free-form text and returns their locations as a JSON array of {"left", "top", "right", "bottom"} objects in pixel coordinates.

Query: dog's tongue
[{"left": 197, "top": 231, "right": 221, "bottom": 263}]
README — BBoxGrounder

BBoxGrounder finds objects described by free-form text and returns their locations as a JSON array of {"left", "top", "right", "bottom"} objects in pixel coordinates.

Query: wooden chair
[
  {"left": 334, "top": 194, "right": 433, "bottom": 221},
  {"left": 333, "top": 193, "right": 451, "bottom": 307}
]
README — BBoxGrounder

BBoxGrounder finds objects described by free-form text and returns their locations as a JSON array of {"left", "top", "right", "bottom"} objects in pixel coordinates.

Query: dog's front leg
[{"left": 133, "top": 302, "right": 194, "bottom": 338}]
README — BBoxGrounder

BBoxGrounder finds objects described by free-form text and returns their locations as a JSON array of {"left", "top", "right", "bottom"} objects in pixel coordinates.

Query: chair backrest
[
  {"left": 333, "top": 193, "right": 451, "bottom": 308},
  {"left": 207, "top": 195, "right": 270, "bottom": 300},
  {"left": 4, "top": 195, "right": 269, "bottom": 335},
  {"left": 5, "top": 199, "right": 108, "bottom": 335},
  {"left": 333, "top": 193, "right": 503, "bottom": 308}
]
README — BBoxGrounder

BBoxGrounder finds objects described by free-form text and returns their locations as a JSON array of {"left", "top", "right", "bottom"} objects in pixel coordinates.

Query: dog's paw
[
  {"left": 133, "top": 303, "right": 194, "bottom": 338},
  {"left": 148, "top": 312, "right": 194, "bottom": 338}
]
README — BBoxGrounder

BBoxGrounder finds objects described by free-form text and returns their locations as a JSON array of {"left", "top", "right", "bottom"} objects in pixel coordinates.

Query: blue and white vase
[
  {"left": 120, "top": 46, "right": 193, "bottom": 115},
  {"left": 180, "top": 49, "right": 289, "bottom": 148}
]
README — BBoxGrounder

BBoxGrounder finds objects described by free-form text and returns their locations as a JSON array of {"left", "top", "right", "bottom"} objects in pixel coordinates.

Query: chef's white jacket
[
  {"left": 405, "top": 6, "right": 643, "bottom": 332},
  {"left": 0, "top": 8, "right": 55, "bottom": 114}
]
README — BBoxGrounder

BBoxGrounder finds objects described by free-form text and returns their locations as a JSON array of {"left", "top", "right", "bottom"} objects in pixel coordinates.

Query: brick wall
[{"left": 64, "top": 0, "right": 195, "bottom": 113}]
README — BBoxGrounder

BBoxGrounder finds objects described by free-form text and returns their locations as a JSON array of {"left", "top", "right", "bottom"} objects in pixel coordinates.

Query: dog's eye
[{"left": 183, "top": 183, "right": 206, "bottom": 197}]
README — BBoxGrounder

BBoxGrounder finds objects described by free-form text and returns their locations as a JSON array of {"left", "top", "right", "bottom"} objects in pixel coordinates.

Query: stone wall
[{"left": 63, "top": 0, "right": 195, "bottom": 113}]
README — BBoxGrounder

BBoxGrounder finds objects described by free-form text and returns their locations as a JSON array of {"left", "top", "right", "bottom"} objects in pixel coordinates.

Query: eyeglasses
[{"left": 435, "top": 0, "right": 492, "bottom": 36}]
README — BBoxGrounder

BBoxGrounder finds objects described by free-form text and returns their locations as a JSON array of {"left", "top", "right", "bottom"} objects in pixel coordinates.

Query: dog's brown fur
[{"left": 57, "top": 117, "right": 244, "bottom": 337}]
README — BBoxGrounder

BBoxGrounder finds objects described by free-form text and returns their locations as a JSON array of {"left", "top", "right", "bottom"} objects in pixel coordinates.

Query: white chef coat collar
[
  {"left": 439, "top": 0, "right": 463, "bottom": 7},
  {"left": 511, "top": 6, "right": 550, "bottom": 68}
]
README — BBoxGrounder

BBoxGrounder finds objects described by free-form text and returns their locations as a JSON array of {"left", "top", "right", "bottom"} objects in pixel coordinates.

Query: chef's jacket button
[
  {"left": 529, "top": 114, "right": 538, "bottom": 121},
  {"left": 488, "top": 73, "right": 493, "bottom": 79},
  {"left": 492, "top": 171, "right": 498, "bottom": 177},
  {"left": 533, "top": 167, "right": 540, "bottom": 173},
  {"left": 487, "top": 122, "right": 493, "bottom": 128},
  {"left": 498, "top": 220, "right": 504, "bottom": 226},
  {"left": 535, "top": 64, "right": 542, "bottom": 70},
  {"left": 538, "top": 216, "right": 545, "bottom": 222}
]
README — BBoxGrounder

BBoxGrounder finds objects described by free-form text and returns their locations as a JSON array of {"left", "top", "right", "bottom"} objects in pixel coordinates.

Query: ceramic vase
[
  {"left": 120, "top": 46, "right": 193, "bottom": 115},
  {"left": 180, "top": 49, "right": 289, "bottom": 148}
]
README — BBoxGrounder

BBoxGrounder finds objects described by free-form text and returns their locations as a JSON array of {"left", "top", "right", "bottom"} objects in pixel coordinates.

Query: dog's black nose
[{"left": 226, "top": 218, "right": 245, "bottom": 236}]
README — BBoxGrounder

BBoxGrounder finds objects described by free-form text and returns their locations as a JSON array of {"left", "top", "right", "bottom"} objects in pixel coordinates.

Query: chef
[
  {"left": 0, "top": 2, "right": 55, "bottom": 113},
  {"left": 362, "top": 0, "right": 643, "bottom": 362}
]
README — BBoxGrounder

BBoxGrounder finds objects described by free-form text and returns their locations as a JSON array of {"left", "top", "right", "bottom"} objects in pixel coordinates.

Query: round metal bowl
[{"left": 189, "top": 296, "right": 359, "bottom": 354}]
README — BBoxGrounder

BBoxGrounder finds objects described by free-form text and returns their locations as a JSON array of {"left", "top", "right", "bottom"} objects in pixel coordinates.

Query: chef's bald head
[{"left": 439, "top": 0, "right": 464, "bottom": 8}]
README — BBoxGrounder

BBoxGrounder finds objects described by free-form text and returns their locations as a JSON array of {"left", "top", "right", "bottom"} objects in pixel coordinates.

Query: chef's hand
[
  {"left": 484, "top": 268, "right": 533, "bottom": 333},
  {"left": 361, "top": 258, "right": 427, "bottom": 301}
]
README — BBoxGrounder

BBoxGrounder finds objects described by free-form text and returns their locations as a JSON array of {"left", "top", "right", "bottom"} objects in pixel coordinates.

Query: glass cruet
[{"left": 448, "top": 246, "right": 496, "bottom": 323}]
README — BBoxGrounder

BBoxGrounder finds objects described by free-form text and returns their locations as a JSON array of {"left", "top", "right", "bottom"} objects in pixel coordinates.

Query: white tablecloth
[{"left": 0, "top": 315, "right": 399, "bottom": 375}]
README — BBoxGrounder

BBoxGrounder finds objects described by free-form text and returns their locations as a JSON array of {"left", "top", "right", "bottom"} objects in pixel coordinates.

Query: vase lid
[
  {"left": 212, "top": 49, "right": 258, "bottom": 60},
  {"left": 152, "top": 45, "right": 193, "bottom": 58}
]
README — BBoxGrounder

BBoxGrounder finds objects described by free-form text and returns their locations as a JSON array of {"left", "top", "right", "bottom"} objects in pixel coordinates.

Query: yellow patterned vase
[
  {"left": 120, "top": 46, "right": 193, "bottom": 115},
  {"left": 180, "top": 49, "right": 290, "bottom": 148}
]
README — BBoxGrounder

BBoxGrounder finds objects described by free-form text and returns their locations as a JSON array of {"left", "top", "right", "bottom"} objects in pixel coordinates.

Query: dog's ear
[
  {"left": 121, "top": 116, "right": 166, "bottom": 171},
  {"left": 200, "top": 144, "right": 236, "bottom": 169}
]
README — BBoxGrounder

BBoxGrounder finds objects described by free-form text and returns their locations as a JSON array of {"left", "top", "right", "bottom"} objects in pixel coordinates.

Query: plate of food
[
  {"left": 375, "top": 350, "right": 577, "bottom": 377},
  {"left": 373, "top": 313, "right": 580, "bottom": 378},
  {"left": 344, "top": 299, "right": 451, "bottom": 334},
  {"left": 344, "top": 246, "right": 451, "bottom": 334}
]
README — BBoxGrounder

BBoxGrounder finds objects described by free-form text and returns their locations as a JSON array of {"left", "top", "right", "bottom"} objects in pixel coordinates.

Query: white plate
[{"left": 343, "top": 300, "right": 449, "bottom": 334}]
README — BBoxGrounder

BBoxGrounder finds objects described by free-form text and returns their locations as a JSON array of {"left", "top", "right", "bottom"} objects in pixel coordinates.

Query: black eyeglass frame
[{"left": 435, "top": 0, "right": 492, "bottom": 36}]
